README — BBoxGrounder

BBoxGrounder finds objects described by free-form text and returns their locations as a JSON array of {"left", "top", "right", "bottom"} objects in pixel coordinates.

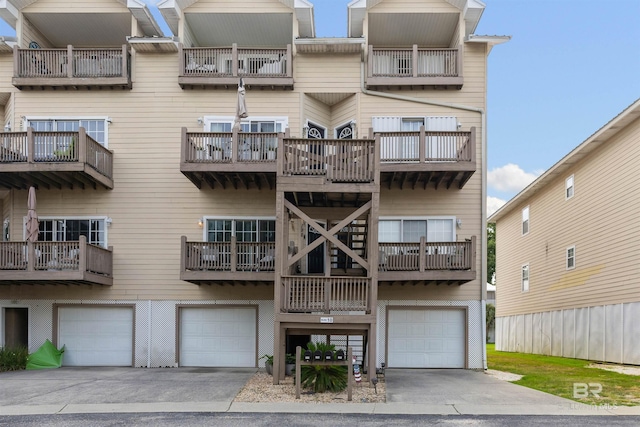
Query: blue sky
[{"left": 2, "top": 0, "right": 639, "bottom": 214}]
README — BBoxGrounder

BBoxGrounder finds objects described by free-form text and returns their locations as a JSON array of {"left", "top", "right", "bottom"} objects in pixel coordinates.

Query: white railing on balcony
[{"left": 282, "top": 276, "right": 371, "bottom": 313}]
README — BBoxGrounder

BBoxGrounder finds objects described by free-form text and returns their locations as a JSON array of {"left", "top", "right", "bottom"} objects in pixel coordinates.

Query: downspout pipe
[{"left": 360, "top": 60, "right": 489, "bottom": 370}]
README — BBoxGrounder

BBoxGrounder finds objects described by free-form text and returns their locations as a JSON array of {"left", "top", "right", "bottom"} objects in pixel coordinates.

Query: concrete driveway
[
  {"left": 383, "top": 369, "right": 591, "bottom": 415},
  {"left": 0, "top": 367, "right": 257, "bottom": 414}
]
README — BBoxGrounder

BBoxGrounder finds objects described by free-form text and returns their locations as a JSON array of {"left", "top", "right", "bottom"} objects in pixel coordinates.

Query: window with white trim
[
  {"left": 37, "top": 218, "right": 107, "bottom": 247},
  {"left": 378, "top": 218, "right": 455, "bottom": 243},
  {"left": 204, "top": 116, "right": 287, "bottom": 134},
  {"left": 566, "top": 245, "right": 576, "bottom": 270},
  {"left": 522, "top": 206, "right": 529, "bottom": 235},
  {"left": 566, "top": 175, "right": 574, "bottom": 200},
  {"left": 27, "top": 118, "right": 108, "bottom": 146},
  {"left": 206, "top": 218, "right": 275, "bottom": 243},
  {"left": 522, "top": 264, "right": 529, "bottom": 292}
]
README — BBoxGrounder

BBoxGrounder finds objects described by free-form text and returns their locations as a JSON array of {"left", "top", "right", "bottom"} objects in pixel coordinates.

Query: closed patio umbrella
[
  {"left": 25, "top": 186, "right": 39, "bottom": 243},
  {"left": 232, "top": 78, "right": 248, "bottom": 132}
]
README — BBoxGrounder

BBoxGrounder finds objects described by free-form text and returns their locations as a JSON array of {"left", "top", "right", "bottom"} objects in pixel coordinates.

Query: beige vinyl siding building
[
  {"left": 0, "top": 0, "right": 507, "bottom": 375},
  {"left": 489, "top": 99, "right": 640, "bottom": 365}
]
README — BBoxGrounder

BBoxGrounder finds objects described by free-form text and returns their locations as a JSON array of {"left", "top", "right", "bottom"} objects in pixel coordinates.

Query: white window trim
[
  {"left": 24, "top": 116, "right": 110, "bottom": 147},
  {"left": 202, "top": 216, "right": 275, "bottom": 241},
  {"left": 25, "top": 215, "right": 109, "bottom": 247},
  {"left": 378, "top": 216, "right": 457, "bottom": 242},
  {"left": 522, "top": 206, "right": 529, "bottom": 236},
  {"left": 566, "top": 245, "right": 576, "bottom": 270},
  {"left": 305, "top": 120, "right": 327, "bottom": 138},
  {"left": 333, "top": 120, "right": 355, "bottom": 138},
  {"left": 565, "top": 175, "right": 574, "bottom": 200},
  {"left": 203, "top": 116, "right": 288, "bottom": 132},
  {"left": 522, "top": 263, "right": 530, "bottom": 292}
]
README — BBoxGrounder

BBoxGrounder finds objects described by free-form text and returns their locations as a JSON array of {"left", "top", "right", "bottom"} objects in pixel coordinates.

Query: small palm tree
[{"left": 301, "top": 342, "right": 348, "bottom": 393}]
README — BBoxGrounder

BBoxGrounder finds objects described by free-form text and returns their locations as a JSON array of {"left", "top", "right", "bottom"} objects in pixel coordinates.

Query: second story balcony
[
  {"left": 0, "top": 128, "right": 113, "bottom": 190},
  {"left": 0, "top": 237, "right": 113, "bottom": 286},
  {"left": 180, "top": 236, "right": 275, "bottom": 285},
  {"left": 367, "top": 45, "right": 463, "bottom": 90},
  {"left": 378, "top": 237, "right": 476, "bottom": 285},
  {"left": 375, "top": 127, "right": 475, "bottom": 189},
  {"left": 179, "top": 44, "right": 293, "bottom": 90},
  {"left": 12, "top": 45, "right": 131, "bottom": 90}
]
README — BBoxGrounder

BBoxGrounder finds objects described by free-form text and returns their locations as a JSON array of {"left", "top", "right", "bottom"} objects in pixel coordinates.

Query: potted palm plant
[{"left": 260, "top": 353, "right": 296, "bottom": 376}]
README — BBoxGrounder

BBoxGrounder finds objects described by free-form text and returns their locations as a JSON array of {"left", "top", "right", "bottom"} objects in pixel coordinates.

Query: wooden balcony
[
  {"left": 0, "top": 128, "right": 114, "bottom": 190},
  {"left": 0, "top": 237, "right": 113, "bottom": 286},
  {"left": 366, "top": 45, "right": 463, "bottom": 90},
  {"left": 375, "top": 127, "right": 476, "bottom": 189},
  {"left": 180, "top": 236, "right": 275, "bottom": 285},
  {"left": 378, "top": 236, "right": 476, "bottom": 285},
  {"left": 12, "top": 45, "right": 131, "bottom": 90},
  {"left": 281, "top": 276, "right": 371, "bottom": 314},
  {"left": 178, "top": 44, "right": 293, "bottom": 90}
]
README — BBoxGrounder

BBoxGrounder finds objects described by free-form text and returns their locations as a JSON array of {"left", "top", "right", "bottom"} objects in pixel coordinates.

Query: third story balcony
[
  {"left": 178, "top": 44, "right": 293, "bottom": 90},
  {"left": 367, "top": 45, "right": 463, "bottom": 90},
  {"left": 0, "top": 128, "right": 114, "bottom": 190},
  {"left": 12, "top": 45, "right": 131, "bottom": 90}
]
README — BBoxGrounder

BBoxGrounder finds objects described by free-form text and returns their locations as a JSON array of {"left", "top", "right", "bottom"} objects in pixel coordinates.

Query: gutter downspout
[{"left": 360, "top": 59, "right": 489, "bottom": 370}]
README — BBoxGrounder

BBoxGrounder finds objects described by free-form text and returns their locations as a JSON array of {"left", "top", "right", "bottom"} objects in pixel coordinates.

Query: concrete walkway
[{"left": 0, "top": 367, "right": 638, "bottom": 416}]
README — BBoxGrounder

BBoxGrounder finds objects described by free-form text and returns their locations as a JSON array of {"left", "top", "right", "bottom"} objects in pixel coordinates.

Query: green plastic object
[{"left": 26, "top": 339, "right": 65, "bottom": 370}]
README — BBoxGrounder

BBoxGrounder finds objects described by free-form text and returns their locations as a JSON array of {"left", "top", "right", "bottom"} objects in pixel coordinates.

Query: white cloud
[
  {"left": 488, "top": 163, "right": 539, "bottom": 193},
  {"left": 487, "top": 196, "right": 507, "bottom": 217}
]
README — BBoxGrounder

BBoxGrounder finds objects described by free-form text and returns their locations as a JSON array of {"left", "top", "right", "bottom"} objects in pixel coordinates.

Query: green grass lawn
[{"left": 487, "top": 344, "right": 640, "bottom": 407}]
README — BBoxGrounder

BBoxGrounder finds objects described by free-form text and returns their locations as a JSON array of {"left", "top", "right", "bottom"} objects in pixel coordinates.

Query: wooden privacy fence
[{"left": 282, "top": 276, "right": 371, "bottom": 313}]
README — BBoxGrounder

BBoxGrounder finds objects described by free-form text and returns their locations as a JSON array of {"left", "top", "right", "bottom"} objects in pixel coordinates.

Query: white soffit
[
  {"left": 127, "top": 36, "right": 179, "bottom": 53},
  {"left": 294, "top": 0, "right": 314, "bottom": 38},
  {"left": 348, "top": 0, "right": 366, "bottom": 38},
  {"left": 489, "top": 98, "right": 640, "bottom": 222},
  {"left": 295, "top": 37, "right": 364, "bottom": 54},
  {"left": 306, "top": 93, "right": 354, "bottom": 107},
  {"left": 127, "top": 0, "right": 163, "bottom": 37},
  {"left": 157, "top": 0, "right": 181, "bottom": 37},
  {"left": 0, "top": 0, "right": 19, "bottom": 29},
  {"left": 0, "top": 36, "right": 16, "bottom": 53}
]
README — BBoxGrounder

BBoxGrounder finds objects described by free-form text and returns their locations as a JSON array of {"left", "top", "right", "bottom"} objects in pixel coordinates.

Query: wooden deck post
[
  {"left": 78, "top": 235, "right": 87, "bottom": 273},
  {"left": 230, "top": 236, "right": 237, "bottom": 272},
  {"left": 67, "top": 45, "right": 73, "bottom": 77}
]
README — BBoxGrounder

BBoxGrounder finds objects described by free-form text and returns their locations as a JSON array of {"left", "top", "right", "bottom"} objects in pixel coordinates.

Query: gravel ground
[
  {"left": 588, "top": 363, "right": 640, "bottom": 376},
  {"left": 234, "top": 371, "right": 386, "bottom": 403},
  {"left": 485, "top": 369, "right": 523, "bottom": 382}
]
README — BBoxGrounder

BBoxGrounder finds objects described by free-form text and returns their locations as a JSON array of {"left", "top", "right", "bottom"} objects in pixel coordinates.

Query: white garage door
[
  {"left": 180, "top": 307, "right": 256, "bottom": 367},
  {"left": 388, "top": 308, "right": 465, "bottom": 368},
  {"left": 58, "top": 306, "right": 133, "bottom": 367}
]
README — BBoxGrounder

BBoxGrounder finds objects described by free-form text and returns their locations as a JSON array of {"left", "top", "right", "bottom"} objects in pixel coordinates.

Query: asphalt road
[{"left": 1, "top": 413, "right": 640, "bottom": 427}]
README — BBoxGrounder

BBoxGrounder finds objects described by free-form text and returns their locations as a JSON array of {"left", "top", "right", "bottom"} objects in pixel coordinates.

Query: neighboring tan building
[
  {"left": 0, "top": 0, "right": 507, "bottom": 378},
  {"left": 488, "top": 99, "right": 640, "bottom": 365}
]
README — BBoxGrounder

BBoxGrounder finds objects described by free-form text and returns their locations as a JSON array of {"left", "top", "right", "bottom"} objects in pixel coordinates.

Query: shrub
[
  {"left": 301, "top": 342, "right": 347, "bottom": 393},
  {"left": 0, "top": 346, "right": 29, "bottom": 372}
]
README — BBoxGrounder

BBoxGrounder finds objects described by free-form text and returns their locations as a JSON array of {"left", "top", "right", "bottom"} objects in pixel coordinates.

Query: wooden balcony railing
[
  {"left": 0, "top": 236, "right": 113, "bottom": 285},
  {"left": 379, "top": 237, "right": 475, "bottom": 272},
  {"left": 281, "top": 138, "right": 376, "bottom": 183},
  {"left": 0, "top": 127, "right": 114, "bottom": 189},
  {"left": 282, "top": 276, "right": 371, "bottom": 313},
  {"left": 182, "top": 237, "right": 275, "bottom": 273},
  {"left": 367, "top": 45, "right": 463, "bottom": 89},
  {"left": 13, "top": 45, "right": 131, "bottom": 89},
  {"left": 183, "top": 129, "right": 278, "bottom": 164},
  {"left": 179, "top": 44, "right": 293, "bottom": 89},
  {"left": 375, "top": 128, "right": 473, "bottom": 163}
]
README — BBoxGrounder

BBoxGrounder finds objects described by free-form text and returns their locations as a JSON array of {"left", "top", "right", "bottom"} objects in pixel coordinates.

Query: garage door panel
[
  {"left": 388, "top": 309, "right": 465, "bottom": 368},
  {"left": 59, "top": 307, "right": 133, "bottom": 367},
  {"left": 180, "top": 307, "right": 256, "bottom": 367}
]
